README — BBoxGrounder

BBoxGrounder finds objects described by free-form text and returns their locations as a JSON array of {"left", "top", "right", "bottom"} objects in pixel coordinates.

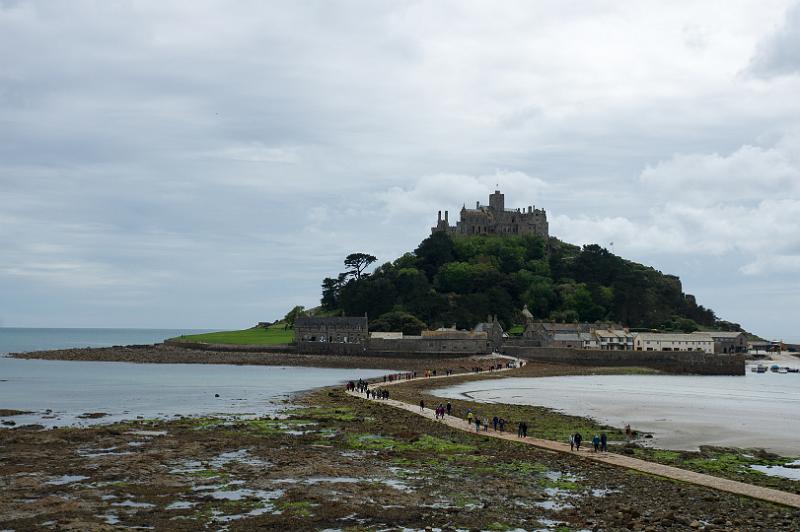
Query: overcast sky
[{"left": 1, "top": 1, "right": 799, "bottom": 340}]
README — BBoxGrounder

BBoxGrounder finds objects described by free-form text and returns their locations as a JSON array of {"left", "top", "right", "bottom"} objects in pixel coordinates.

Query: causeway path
[{"left": 346, "top": 362, "right": 800, "bottom": 509}]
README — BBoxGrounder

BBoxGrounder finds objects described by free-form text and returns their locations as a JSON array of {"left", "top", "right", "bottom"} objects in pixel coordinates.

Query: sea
[
  {"left": 0, "top": 327, "right": 216, "bottom": 356},
  {"left": 0, "top": 328, "right": 388, "bottom": 428}
]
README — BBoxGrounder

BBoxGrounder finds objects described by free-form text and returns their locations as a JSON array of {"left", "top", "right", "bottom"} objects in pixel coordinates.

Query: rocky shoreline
[
  {"left": 4, "top": 347, "right": 799, "bottom": 529},
  {"left": 9, "top": 343, "right": 495, "bottom": 371},
  {"left": 2, "top": 381, "right": 799, "bottom": 531}
]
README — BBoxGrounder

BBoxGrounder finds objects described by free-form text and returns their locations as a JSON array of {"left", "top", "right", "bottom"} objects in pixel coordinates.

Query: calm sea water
[
  {"left": 0, "top": 357, "right": 388, "bottom": 428},
  {"left": 0, "top": 327, "right": 218, "bottom": 355},
  {"left": 433, "top": 368, "right": 800, "bottom": 455},
  {"left": 0, "top": 328, "right": 389, "bottom": 428}
]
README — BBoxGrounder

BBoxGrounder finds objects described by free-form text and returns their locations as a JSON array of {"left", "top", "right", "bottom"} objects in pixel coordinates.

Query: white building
[
  {"left": 593, "top": 329, "right": 635, "bottom": 350},
  {"left": 634, "top": 333, "right": 714, "bottom": 354}
]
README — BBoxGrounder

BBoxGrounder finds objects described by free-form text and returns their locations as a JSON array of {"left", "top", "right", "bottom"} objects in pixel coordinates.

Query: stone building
[
  {"left": 295, "top": 316, "right": 489, "bottom": 356},
  {"left": 432, "top": 190, "right": 548, "bottom": 239},
  {"left": 633, "top": 333, "right": 714, "bottom": 354},
  {"left": 295, "top": 316, "right": 368, "bottom": 344},
  {"left": 473, "top": 315, "right": 505, "bottom": 351},
  {"left": 692, "top": 331, "right": 748, "bottom": 354}
]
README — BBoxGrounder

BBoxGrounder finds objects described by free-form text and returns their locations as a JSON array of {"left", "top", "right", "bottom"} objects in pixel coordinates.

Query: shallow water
[
  {"left": 432, "top": 369, "right": 800, "bottom": 455},
  {"left": 0, "top": 357, "right": 388, "bottom": 427}
]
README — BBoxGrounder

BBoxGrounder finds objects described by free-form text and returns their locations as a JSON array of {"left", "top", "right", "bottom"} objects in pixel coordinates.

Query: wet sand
[{"left": 431, "top": 371, "right": 800, "bottom": 455}]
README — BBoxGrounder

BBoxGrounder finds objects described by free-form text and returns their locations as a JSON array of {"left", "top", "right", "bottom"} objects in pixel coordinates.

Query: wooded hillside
[{"left": 319, "top": 232, "right": 742, "bottom": 333}]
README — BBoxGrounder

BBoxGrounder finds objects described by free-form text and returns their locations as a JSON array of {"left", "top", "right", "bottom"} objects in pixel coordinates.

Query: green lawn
[{"left": 171, "top": 325, "right": 294, "bottom": 345}]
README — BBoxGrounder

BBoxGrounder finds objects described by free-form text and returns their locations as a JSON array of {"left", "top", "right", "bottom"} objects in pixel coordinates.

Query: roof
[
  {"left": 295, "top": 316, "right": 367, "bottom": 328},
  {"left": 692, "top": 331, "right": 745, "bottom": 339},
  {"left": 521, "top": 305, "right": 534, "bottom": 319},
  {"left": 593, "top": 329, "right": 633, "bottom": 339},
  {"left": 553, "top": 332, "right": 595, "bottom": 342},
  {"left": 636, "top": 332, "right": 713, "bottom": 342},
  {"left": 539, "top": 323, "right": 582, "bottom": 332}
]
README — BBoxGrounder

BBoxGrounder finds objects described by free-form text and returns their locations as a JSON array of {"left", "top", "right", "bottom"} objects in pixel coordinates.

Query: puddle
[
  {"left": 590, "top": 488, "right": 619, "bottom": 497},
  {"left": 215, "top": 505, "right": 274, "bottom": 522},
  {"left": 112, "top": 500, "right": 156, "bottom": 509},
  {"left": 271, "top": 476, "right": 412, "bottom": 492},
  {"left": 210, "top": 449, "right": 270, "bottom": 468},
  {"left": 126, "top": 430, "right": 167, "bottom": 437},
  {"left": 169, "top": 460, "right": 205, "bottom": 474},
  {"left": 78, "top": 447, "right": 132, "bottom": 458},
  {"left": 165, "top": 501, "right": 196, "bottom": 510},
  {"left": 100, "top": 513, "right": 120, "bottom": 525},
  {"left": 46, "top": 475, "right": 89, "bottom": 485},
  {"left": 535, "top": 498, "right": 574, "bottom": 511},
  {"left": 209, "top": 488, "right": 284, "bottom": 501},
  {"left": 750, "top": 464, "right": 800, "bottom": 481}
]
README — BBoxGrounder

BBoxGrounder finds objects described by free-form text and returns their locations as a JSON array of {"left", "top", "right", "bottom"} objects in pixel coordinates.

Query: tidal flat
[{"left": 2, "top": 375, "right": 800, "bottom": 531}]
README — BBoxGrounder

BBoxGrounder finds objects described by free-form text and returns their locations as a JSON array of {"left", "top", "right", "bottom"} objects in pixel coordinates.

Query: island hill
[{"left": 174, "top": 190, "right": 749, "bottom": 373}]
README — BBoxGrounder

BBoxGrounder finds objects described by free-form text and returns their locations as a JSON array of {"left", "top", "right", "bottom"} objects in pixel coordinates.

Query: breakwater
[{"left": 501, "top": 346, "right": 745, "bottom": 375}]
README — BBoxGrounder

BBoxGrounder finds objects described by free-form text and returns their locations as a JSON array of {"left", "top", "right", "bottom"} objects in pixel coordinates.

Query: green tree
[
  {"left": 283, "top": 305, "right": 307, "bottom": 328},
  {"left": 344, "top": 253, "right": 377, "bottom": 281},
  {"left": 320, "top": 277, "right": 340, "bottom": 310},
  {"left": 369, "top": 311, "right": 427, "bottom": 335}
]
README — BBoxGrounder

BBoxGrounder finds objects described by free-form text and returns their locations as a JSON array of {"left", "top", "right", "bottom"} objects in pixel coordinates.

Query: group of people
[
  {"left": 569, "top": 432, "right": 608, "bottom": 452},
  {"left": 350, "top": 373, "right": 621, "bottom": 454},
  {"left": 381, "top": 372, "right": 414, "bottom": 383},
  {"left": 431, "top": 402, "right": 452, "bottom": 419},
  {"left": 367, "top": 388, "right": 389, "bottom": 400}
]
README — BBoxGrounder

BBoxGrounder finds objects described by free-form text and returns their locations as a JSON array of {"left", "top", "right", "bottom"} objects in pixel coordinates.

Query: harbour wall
[{"left": 502, "top": 346, "right": 745, "bottom": 375}]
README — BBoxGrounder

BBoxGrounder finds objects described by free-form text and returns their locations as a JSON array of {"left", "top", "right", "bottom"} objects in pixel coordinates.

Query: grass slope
[{"left": 172, "top": 324, "right": 294, "bottom": 345}]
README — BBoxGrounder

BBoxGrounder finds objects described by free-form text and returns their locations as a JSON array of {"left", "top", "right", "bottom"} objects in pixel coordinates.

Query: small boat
[
  {"left": 770, "top": 364, "right": 781, "bottom": 373},
  {"left": 756, "top": 365, "right": 768, "bottom": 373},
  {"left": 778, "top": 368, "right": 789, "bottom": 374},
  {"left": 787, "top": 367, "right": 799, "bottom": 373}
]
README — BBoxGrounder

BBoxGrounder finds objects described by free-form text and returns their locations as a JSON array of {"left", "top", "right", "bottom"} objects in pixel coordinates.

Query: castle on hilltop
[{"left": 432, "top": 190, "right": 549, "bottom": 239}]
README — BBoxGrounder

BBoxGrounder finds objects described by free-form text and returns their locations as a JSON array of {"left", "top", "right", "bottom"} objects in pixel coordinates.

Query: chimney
[
  {"left": 476, "top": 200, "right": 480, "bottom": 209},
  {"left": 444, "top": 210, "right": 449, "bottom": 223},
  {"left": 438, "top": 210, "right": 441, "bottom": 222}
]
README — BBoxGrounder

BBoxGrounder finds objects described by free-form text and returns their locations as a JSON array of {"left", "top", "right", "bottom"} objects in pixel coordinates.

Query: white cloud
[{"left": 639, "top": 134, "right": 800, "bottom": 202}]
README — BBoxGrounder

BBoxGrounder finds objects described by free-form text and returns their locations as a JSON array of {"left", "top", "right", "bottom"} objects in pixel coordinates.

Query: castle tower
[{"left": 489, "top": 190, "right": 504, "bottom": 212}]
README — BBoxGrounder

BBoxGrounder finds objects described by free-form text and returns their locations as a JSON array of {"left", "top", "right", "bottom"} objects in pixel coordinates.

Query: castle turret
[{"left": 489, "top": 190, "right": 504, "bottom": 212}]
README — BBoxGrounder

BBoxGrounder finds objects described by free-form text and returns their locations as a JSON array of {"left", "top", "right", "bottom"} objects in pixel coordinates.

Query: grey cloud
[{"left": 748, "top": 2, "right": 800, "bottom": 78}]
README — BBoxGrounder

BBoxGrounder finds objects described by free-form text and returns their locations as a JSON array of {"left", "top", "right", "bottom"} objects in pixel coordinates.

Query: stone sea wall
[
  {"left": 502, "top": 346, "right": 745, "bottom": 375},
  {"left": 296, "top": 338, "right": 487, "bottom": 358}
]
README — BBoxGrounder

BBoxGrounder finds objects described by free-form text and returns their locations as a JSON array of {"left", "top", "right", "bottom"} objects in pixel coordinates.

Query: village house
[
  {"left": 633, "top": 332, "right": 714, "bottom": 354},
  {"left": 692, "top": 331, "right": 748, "bottom": 354},
  {"left": 295, "top": 316, "right": 368, "bottom": 344},
  {"left": 593, "top": 329, "right": 635, "bottom": 350},
  {"left": 473, "top": 315, "right": 506, "bottom": 351},
  {"left": 551, "top": 332, "right": 598, "bottom": 349}
]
